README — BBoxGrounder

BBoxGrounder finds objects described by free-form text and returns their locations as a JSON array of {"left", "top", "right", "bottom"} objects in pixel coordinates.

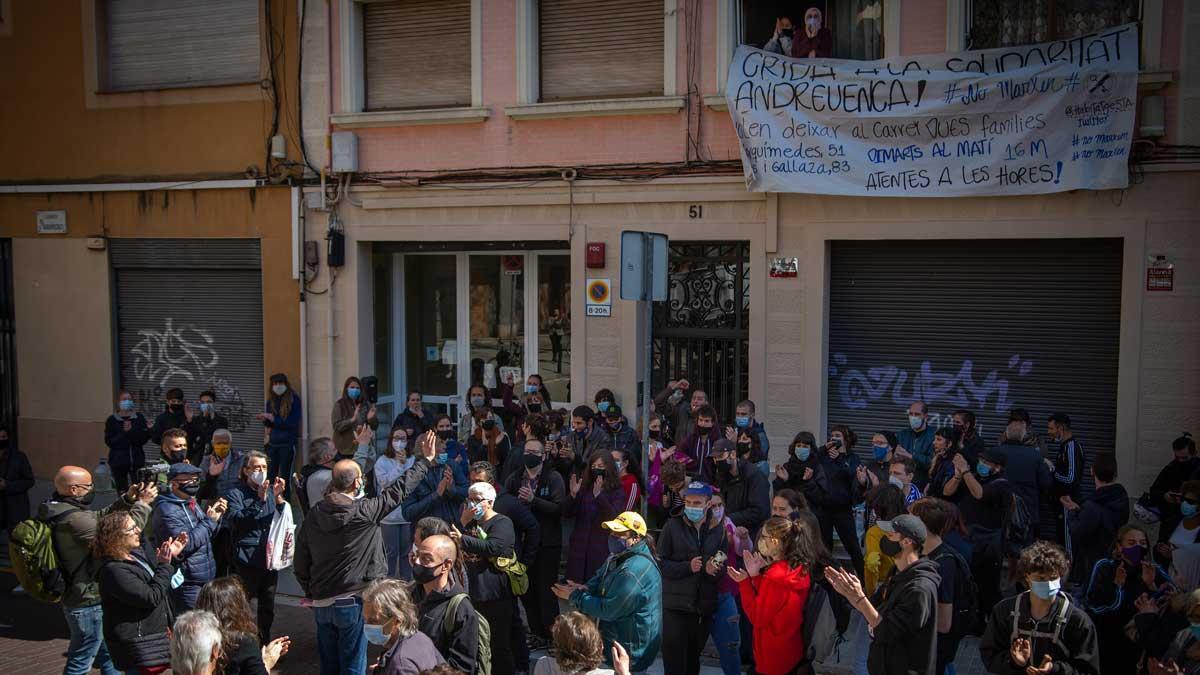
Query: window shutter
[
  {"left": 364, "top": 0, "right": 472, "bottom": 111},
  {"left": 102, "top": 0, "right": 260, "bottom": 91},
  {"left": 540, "top": 0, "right": 665, "bottom": 101}
]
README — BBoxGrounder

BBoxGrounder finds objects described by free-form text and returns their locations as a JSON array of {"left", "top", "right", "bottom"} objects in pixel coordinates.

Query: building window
[
  {"left": 363, "top": 0, "right": 471, "bottom": 110},
  {"left": 739, "top": 0, "right": 883, "bottom": 61},
  {"left": 539, "top": 0, "right": 666, "bottom": 101},
  {"left": 98, "top": 0, "right": 260, "bottom": 92},
  {"left": 968, "top": 0, "right": 1137, "bottom": 49}
]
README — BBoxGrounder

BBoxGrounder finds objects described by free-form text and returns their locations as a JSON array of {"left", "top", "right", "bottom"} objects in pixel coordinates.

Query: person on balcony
[{"left": 792, "top": 6, "right": 833, "bottom": 59}]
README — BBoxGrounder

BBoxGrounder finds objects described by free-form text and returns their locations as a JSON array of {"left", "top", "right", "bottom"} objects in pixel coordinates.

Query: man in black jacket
[
  {"left": 711, "top": 439, "right": 770, "bottom": 541},
  {"left": 413, "top": 534, "right": 482, "bottom": 673},
  {"left": 1063, "top": 453, "right": 1129, "bottom": 584},
  {"left": 470, "top": 460, "right": 540, "bottom": 670},
  {"left": 150, "top": 387, "right": 188, "bottom": 451},
  {"left": 826, "top": 514, "right": 941, "bottom": 675},
  {"left": 183, "top": 390, "right": 229, "bottom": 466},
  {"left": 995, "top": 421, "right": 1051, "bottom": 537},
  {"left": 506, "top": 438, "right": 566, "bottom": 645},
  {"left": 294, "top": 443, "right": 433, "bottom": 675},
  {"left": 658, "top": 481, "right": 728, "bottom": 675},
  {"left": 552, "top": 406, "right": 606, "bottom": 483},
  {"left": 979, "top": 541, "right": 1100, "bottom": 675},
  {"left": 451, "top": 481, "right": 518, "bottom": 675}
]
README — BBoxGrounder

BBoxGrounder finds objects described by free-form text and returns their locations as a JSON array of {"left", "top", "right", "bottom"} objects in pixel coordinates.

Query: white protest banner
[{"left": 726, "top": 24, "right": 1138, "bottom": 197}]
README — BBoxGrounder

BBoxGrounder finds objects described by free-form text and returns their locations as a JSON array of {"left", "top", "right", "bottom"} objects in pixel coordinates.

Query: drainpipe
[{"left": 295, "top": 185, "right": 310, "bottom": 467}]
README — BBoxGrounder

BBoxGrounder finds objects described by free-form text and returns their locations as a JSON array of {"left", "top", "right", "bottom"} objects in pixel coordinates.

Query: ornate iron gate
[{"left": 651, "top": 242, "right": 749, "bottom": 423}]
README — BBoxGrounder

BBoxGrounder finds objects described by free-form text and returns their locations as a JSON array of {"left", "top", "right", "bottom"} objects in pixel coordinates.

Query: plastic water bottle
[{"left": 93, "top": 457, "right": 115, "bottom": 497}]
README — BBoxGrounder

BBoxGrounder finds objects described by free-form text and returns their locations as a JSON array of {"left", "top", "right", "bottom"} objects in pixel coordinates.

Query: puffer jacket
[
  {"left": 569, "top": 538, "right": 662, "bottom": 673},
  {"left": 737, "top": 560, "right": 812, "bottom": 675},
  {"left": 38, "top": 494, "right": 151, "bottom": 608},
  {"left": 658, "top": 514, "right": 727, "bottom": 616},
  {"left": 151, "top": 492, "right": 218, "bottom": 585}
]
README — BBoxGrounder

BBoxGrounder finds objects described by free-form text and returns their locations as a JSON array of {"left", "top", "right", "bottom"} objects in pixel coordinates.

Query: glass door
[
  {"left": 535, "top": 254, "right": 571, "bottom": 403},
  {"left": 403, "top": 255, "right": 460, "bottom": 399},
  {"left": 467, "top": 254, "right": 526, "bottom": 393}
]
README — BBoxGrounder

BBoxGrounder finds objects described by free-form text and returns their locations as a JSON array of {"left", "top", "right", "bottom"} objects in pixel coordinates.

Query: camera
[
  {"left": 362, "top": 376, "right": 379, "bottom": 404},
  {"left": 828, "top": 438, "right": 843, "bottom": 449},
  {"left": 134, "top": 463, "right": 170, "bottom": 485},
  {"left": 711, "top": 550, "right": 727, "bottom": 566}
]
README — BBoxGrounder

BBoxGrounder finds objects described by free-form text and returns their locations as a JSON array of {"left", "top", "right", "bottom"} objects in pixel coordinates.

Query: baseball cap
[
  {"left": 604, "top": 404, "right": 624, "bottom": 419},
  {"left": 980, "top": 449, "right": 1008, "bottom": 467},
  {"left": 710, "top": 439, "right": 737, "bottom": 457},
  {"left": 682, "top": 481, "right": 713, "bottom": 498},
  {"left": 168, "top": 462, "right": 202, "bottom": 479},
  {"left": 602, "top": 511, "right": 648, "bottom": 537},
  {"left": 877, "top": 514, "right": 928, "bottom": 547}
]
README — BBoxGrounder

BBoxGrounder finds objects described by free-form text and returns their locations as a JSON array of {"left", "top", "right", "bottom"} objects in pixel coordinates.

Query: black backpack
[
  {"left": 930, "top": 546, "right": 980, "bottom": 637},
  {"left": 1002, "top": 489, "right": 1035, "bottom": 557}
]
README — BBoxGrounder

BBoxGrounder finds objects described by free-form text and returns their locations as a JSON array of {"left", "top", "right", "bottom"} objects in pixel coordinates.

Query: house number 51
[{"left": 688, "top": 205, "right": 703, "bottom": 219}]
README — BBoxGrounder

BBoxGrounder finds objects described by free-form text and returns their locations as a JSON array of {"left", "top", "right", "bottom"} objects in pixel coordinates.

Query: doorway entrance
[{"left": 373, "top": 247, "right": 571, "bottom": 429}]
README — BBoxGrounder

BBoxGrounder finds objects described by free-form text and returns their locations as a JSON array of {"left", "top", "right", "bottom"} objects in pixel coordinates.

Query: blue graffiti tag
[{"left": 831, "top": 353, "right": 1034, "bottom": 413}]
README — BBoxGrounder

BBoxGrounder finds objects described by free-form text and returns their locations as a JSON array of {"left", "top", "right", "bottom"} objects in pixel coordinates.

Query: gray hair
[
  {"left": 310, "top": 436, "right": 337, "bottom": 464},
  {"left": 211, "top": 428, "right": 232, "bottom": 443},
  {"left": 469, "top": 481, "right": 496, "bottom": 502},
  {"left": 170, "top": 610, "right": 222, "bottom": 675},
  {"left": 362, "top": 579, "right": 420, "bottom": 638}
]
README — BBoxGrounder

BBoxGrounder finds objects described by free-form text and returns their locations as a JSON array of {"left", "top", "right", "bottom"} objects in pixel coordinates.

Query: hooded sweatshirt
[
  {"left": 737, "top": 560, "right": 811, "bottom": 675},
  {"left": 868, "top": 557, "right": 941, "bottom": 675},
  {"left": 294, "top": 457, "right": 432, "bottom": 600},
  {"left": 979, "top": 591, "right": 1100, "bottom": 675},
  {"left": 1067, "top": 482, "right": 1130, "bottom": 583}
]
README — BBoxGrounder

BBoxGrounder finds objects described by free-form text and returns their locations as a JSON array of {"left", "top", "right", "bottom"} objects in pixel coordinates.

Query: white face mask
[
  {"left": 272, "top": 384, "right": 287, "bottom": 396},
  {"left": 806, "top": 17, "right": 820, "bottom": 30},
  {"left": 248, "top": 470, "right": 267, "bottom": 487},
  {"left": 392, "top": 439, "right": 407, "bottom": 452}
]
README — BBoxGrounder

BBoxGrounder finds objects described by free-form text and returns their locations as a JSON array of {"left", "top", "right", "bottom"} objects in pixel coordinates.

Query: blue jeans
[
  {"left": 268, "top": 443, "right": 296, "bottom": 499},
  {"left": 314, "top": 596, "right": 367, "bottom": 675},
  {"left": 62, "top": 603, "right": 118, "bottom": 675},
  {"left": 381, "top": 523, "right": 412, "bottom": 579},
  {"left": 709, "top": 592, "right": 742, "bottom": 675},
  {"left": 852, "top": 610, "right": 871, "bottom": 675}
]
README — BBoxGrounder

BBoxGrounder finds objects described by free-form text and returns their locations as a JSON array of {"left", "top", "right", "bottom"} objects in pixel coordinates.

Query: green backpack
[
  {"left": 444, "top": 593, "right": 492, "bottom": 675},
  {"left": 8, "top": 512, "right": 74, "bottom": 603}
]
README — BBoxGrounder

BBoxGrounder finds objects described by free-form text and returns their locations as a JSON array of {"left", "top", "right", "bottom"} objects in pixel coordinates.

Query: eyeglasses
[
  {"left": 69, "top": 483, "right": 94, "bottom": 491},
  {"left": 124, "top": 524, "right": 141, "bottom": 535}
]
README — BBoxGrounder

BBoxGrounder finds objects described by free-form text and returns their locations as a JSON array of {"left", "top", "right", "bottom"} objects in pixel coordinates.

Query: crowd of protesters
[{"left": 3, "top": 363, "right": 1198, "bottom": 675}]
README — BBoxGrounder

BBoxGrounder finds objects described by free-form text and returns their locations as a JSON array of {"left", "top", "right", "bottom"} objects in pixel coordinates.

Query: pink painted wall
[{"left": 333, "top": 0, "right": 1184, "bottom": 173}]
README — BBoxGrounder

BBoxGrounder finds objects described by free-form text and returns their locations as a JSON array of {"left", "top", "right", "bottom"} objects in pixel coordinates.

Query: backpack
[
  {"left": 1002, "top": 487, "right": 1035, "bottom": 557},
  {"left": 801, "top": 580, "right": 845, "bottom": 664},
  {"left": 7, "top": 510, "right": 77, "bottom": 603},
  {"left": 1009, "top": 591, "right": 1073, "bottom": 654},
  {"left": 930, "top": 546, "right": 980, "bottom": 637},
  {"left": 444, "top": 592, "right": 492, "bottom": 675}
]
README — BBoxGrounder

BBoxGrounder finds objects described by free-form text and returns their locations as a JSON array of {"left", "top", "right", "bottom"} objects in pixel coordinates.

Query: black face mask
[
  {"left": 169, "top": 404, "right": 184, "bottom": 413},
  {"left": 71, "top": 491, "right": 96, "bottom": 506},
  {"left": 527, "top": 404, "right": 542, "bottom": 413},
  {"left": 0, "top": 439, "right": 9, "bottom": 451},
  {"left": 481, "top": 419, "right": 496, "bottom": 432},
  {"left": 412, "top": 561, "right": 443, "bottom": 584},
  {"left": 524, "top": 454, "right": 543, "bottom": 470},
  {"left": 592, "top": 468, "right": 607, "bottom": 478},
  {"left": 780, "top": 28, "right": 794, "bottom": 38},
  {"left": 179, "top": 483, "right": 201, "bottom": 497},
  {"left": 879, "top": 537, "right": 902, "bottom": 557},
  {"left": 437, "top": 430, "right": 454, "bottom": 441},
  {"left": 649, "top": 430, "right": 661, "bottom": 441}
]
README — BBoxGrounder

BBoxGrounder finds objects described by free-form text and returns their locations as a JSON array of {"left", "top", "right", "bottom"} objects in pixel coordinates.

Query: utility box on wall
[{"left": 586, "top": 242, "right": 605, "bottom": 268}]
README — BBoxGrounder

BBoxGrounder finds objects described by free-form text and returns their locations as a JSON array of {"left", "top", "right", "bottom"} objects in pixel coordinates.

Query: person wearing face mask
[
  {"left": 1149, "top": 599, "right": 1200, "bottom": 675},
  {"left": 553, "top": 512, "right": 663, "bottom": 674},
  {"left": 105, "top": 390, "right": 152, "bottom": 493},
  {"left": 294, "top": 440, "right": 435, "bottom": 675},
  {"left": 0, "top": 425, "right": 33, "bottom": 539},
  {"left": 467, "top": 408, "right": 515, "bottom": 482},
  {"left": 944, "top": 448, "right": 1012, "bottom": 625},
  {"left": 825, "top": 514, "right": 941, "bottom": 675},
  {"left": 1161, "top": 482, "right": 1200, "bottom": 567},
  {"left": 404, "top": 427, "right": 470, "bottom": 526},
  {"left": 1085, "top": 524, "right": 1172, "bottom": 674},
  {"left": 1134, "top": 569, "right": 1200, "bottom": 669},
  {"left": 506, "top": 439, "right": 566, "bottom": 646},
  {"left": 654, "top": 378, "right": 707, "bottom": 445},
  {"left": 950, "top": 409, "right": 985, "bottom": 467},
  {"left": 393, "top": 389, "right": 437, "bottom": 438},
  {"left": 184, "top": 390, "right": 229, "bottom": 466},
  {"left": 887, "top": 457, "right": 922, "bottom": 506},
  {"left": 259, "top": 373, "right": 302, "bottom": 498},
  {"left": 857, "top": 431, "right": 897, "bottom": 496},
  {"left": 460, "top": 383, "right": 499, "bottom": 443},
  {"left": 39, "top": 466, "right": 158, "bottom": 675},
  {"left": 610, "top": 447, "right": 646, "bottom": 513},
  {"left": 894, "top": 402, "right": 935, "bottom": 489},
  {"left": 503, "top": 373, "right": 548, "bottom": 442},
  {"left": 731, "top": 400, "right": 769, "bottom": 465},
  {"left": 159, "top": 427, "right": 191, "bottom": 471},
  {"left": 705, "top": 491, "right": 746, "bottom": 675},
  {"left": 332, "top": 376, "right": 379, "bottom": 458},
  {"left": 150, "top": 463, "right": 227, "bottom": 611},
  {"left": 774, "top": 432, "right": 826, "bottom": 507},
  {"left": 223, "top": 451, "right": 288, "bottom": 644},
  {"left": 657, "top": 481, "right": 727, "bottom": 675},
  {"left": 820, "top": 424, "right": 866, "bottom": 580},
  {"left": 909, "top": 498, "right": 974, "bottom": 675},
  {"left": 1150, "top": 433, "right": 1199, "bottom": 548},
  {"left": 151, "top": 387, "right": 189, "bottom": 453},
  {"left": 763, "top": 15, "right": 796, "bottom": 55},
  {"left": 711, "top": 439, "right": 770, "bottom": 545},
  {"left": 1048, "top": 412, "right": 1086, "bottom": 555},
  {"left": 926, "top": 428, "right": 961, "bottom": 505},
  {"left": 375, "top": 426, "right": 417, "bottom": 578},
  {"left": 791, "top": 6, "right": 832, "bottom": 58},
  {"left": 995, "top": 407, "right": 1048, "bottom": 458},
  {"left": 993, "top": 421, "right": 1051, "bottom": 538},
  {"left": 677, "top": 406, "right": 722, "bottom": 482},
  {"left": 449, "top": 481, "right": 519, "bottom": 675},
  {"left": 361, "top": 578, "right": 445, "bottom": 675},
  {"left": 556, "top": 406, "right": 607, "bottom": 484},
  {"left": 412, "top": 534, "right": 483, "bottom": 674},
  {"left": 600, "top": 405, "right": 642, "bottom": 462},
  {"left": 1062, "top": 453, "right": 1129, "bottom": 586},
  {"left": 294, "top": 436, "right": 339, "bottom": 516},
  {"left": 980, "top": 541, "right": 1099, "bottom": 674},
  {"left": 566, "top": 451, "right": 627, "bottom": 584},
  {"left": 726, "top": 516, "right": 812, "bottom": 675}
]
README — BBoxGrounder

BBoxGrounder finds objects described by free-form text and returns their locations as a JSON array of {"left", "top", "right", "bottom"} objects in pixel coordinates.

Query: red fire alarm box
[{"left": 586, "top": 242, "right": 606, "bottom": 268}]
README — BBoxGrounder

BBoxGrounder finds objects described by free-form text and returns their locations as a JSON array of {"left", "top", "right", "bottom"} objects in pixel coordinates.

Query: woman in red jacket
[{"left": 728, "top": 515, "right": 813, "bottom": 675}]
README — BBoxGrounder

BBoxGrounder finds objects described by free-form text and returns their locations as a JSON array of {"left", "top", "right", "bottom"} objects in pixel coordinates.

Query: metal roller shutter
[
  {"left": 825, "top": 238, "right": 1122, "bottom": 507},
  {"left": 540, "top": 0, "right": 665, "bottom": 101},
  {"left": 101, "top": 0, "right": 260, "bottom": 91},
  {"left": 112, "top": 240, "right": 264, "bottom": 461},
  {"left": 363, "top": 0, "right": 472, "bottom": 110}
]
